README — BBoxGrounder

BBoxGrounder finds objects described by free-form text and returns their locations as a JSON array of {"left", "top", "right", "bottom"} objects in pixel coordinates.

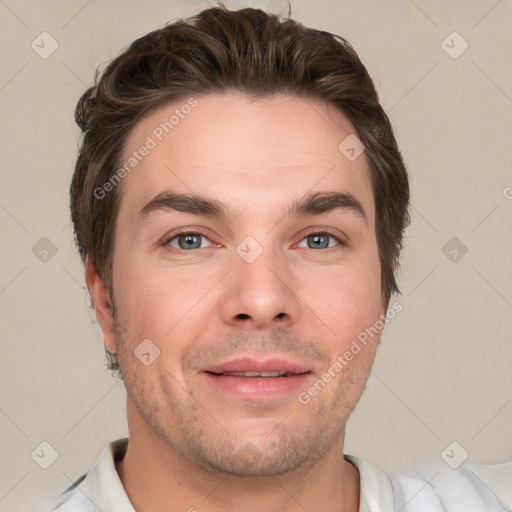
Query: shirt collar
[
  {"left": 344, "top": 454, "right": 394, "bottom": 512},
  {"left": 87, "top": 438, "right": 134, "bottom": 512}
]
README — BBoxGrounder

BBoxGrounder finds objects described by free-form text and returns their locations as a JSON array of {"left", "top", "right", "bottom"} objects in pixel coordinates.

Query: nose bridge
[
  {"left": 237, "top": 241, "right": 283, "bottom": 293},
  {"left": 220, "top": 235, "right": 299, "bottom": 328}
]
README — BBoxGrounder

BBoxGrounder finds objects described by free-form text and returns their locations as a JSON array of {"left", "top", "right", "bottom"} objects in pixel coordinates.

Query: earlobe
[{"left": 85, "top": 255, "right": 117, "bottom": 353}]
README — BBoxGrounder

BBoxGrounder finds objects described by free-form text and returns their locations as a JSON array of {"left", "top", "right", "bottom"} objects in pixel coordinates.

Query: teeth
[{"left": 221, "top": 371, "right": 282, "bottom": 378}]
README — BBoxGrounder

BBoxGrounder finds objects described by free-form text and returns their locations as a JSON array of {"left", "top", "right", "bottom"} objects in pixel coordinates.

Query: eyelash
[{"left": 162, "top": 229, "right": 347, "bottom": 252}]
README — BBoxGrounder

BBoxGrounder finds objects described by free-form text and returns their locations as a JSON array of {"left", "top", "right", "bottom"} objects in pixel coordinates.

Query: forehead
[{"left": 118, "top": 93, "right": 374, "bottom": 223}]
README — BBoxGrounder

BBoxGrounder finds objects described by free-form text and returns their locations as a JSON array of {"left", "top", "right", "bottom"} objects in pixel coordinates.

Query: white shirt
[{"left": 51, "top": 438, "right": 511, "bottom": 512}]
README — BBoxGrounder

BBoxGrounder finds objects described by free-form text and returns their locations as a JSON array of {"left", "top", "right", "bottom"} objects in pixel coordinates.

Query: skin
[{"left": 87, "top": 93, "right": 386, "bottom": 512}]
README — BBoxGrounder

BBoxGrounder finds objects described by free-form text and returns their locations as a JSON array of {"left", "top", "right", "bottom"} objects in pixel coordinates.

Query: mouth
[
  {"left": 200, "top": 358, "right": 313, "bottom": 400},
  {"left": 208, "top": 370, "right": 309, "bottom": 378}
]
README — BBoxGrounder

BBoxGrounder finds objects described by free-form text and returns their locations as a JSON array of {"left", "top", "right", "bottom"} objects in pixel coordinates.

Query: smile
[{"left": 200, "top": 357, "right": 313, "bottom": 400}]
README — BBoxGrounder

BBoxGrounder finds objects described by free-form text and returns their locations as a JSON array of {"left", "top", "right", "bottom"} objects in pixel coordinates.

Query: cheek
[
  {"left": 311, "top": 263, "right": 382, "bottom": 346},
  {"left": 112, "top": 255, "right": 217, "bottom": 353},
  {"left": 112, "top": 256, "right": 176, "bottom": 335}
]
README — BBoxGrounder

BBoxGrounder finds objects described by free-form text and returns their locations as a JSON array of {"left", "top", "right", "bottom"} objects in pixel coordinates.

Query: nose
[{"left": 220, "top": 244, "right": 300, "bottom": 330}]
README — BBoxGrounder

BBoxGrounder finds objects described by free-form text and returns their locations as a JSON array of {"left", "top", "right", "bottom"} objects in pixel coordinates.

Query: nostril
[{"left": 236, "top": 313, "right": 250, "bottom": 320}]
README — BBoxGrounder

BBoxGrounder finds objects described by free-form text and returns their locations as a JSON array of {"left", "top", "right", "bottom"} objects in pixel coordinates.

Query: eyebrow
[{"left": 138, "top": 190, "right": 367, "bottom": 224}]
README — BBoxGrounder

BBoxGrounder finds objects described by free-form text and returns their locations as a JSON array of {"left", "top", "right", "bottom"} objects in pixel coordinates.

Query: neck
[{"left": 116, "top": 400, "right": 360, "bottom": 512}]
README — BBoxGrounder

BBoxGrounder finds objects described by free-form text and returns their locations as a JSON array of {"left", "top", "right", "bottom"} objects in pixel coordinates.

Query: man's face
[{"left": 99, "top": 93, "right": 385, "bottom": 477}]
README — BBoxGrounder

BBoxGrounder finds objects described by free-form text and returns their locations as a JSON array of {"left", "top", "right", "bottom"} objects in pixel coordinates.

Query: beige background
[{"left": 1, "top": 0, "right": 511, "bottom": 510}]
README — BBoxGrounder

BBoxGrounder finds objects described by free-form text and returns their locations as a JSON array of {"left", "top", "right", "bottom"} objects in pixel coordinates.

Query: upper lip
[{"left": 202, "top": 357, "right": 311, "bottom": 375}]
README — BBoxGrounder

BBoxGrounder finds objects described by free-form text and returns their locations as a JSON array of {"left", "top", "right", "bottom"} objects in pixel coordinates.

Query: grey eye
[
  {"left": 168, "top": 233, "right": 212, "bottom": 250},
  {"left": 298, "top": 233, "right": 338, "bottom": 250},
  {"left": 308, "top": 234, "right": 329, "bottom": 249}
]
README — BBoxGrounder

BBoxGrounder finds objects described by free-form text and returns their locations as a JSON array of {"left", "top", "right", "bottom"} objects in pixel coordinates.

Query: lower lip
[{"left": 202, "top": 372, "right": 312, "bottom": 401}]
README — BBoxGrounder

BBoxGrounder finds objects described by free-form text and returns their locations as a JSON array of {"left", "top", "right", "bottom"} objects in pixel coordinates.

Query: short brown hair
[{"left": 70, "top": 6, "right": 409, "bottom": 375}]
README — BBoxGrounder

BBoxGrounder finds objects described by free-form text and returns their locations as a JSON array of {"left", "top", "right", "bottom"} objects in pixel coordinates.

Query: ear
[{"left": 85, "top": 255, "right": 117, "bottom": 353}]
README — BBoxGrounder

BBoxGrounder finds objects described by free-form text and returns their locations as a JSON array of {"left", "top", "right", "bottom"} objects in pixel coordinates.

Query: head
[{"left": 72, "top": 6, "right": 409, "bottom": 478}]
